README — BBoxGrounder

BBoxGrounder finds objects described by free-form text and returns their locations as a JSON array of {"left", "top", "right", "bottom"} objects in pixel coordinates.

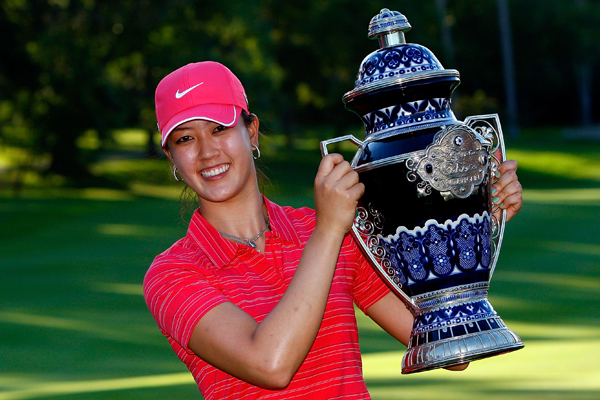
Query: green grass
[{"left": 0, "top": 129, "right": 599, "bottom": 399}]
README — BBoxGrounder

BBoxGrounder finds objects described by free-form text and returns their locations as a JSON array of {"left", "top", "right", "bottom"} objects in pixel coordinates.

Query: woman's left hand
[{"left": 492, "top": 159, "right": 522, "bottom": 222}]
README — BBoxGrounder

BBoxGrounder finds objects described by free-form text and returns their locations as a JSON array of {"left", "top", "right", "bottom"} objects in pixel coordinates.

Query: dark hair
[
  {"left": 170, "top": 110, "right": 269, "bottom": 220},
  {"left": 241, "top": 110, "right": 270, "bottom": 193}
]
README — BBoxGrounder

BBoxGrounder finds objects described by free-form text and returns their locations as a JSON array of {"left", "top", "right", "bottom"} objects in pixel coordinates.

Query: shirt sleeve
[
  {"left": 349, "top": 236, "right": 391, "bottom": 314},
  {"left": 143, "top": 254, "right": 229, "bottom": 354}
]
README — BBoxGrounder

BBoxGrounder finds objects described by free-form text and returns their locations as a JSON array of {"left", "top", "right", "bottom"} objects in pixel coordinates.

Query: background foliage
[{"left": 1, "top": 0, "right": 599, "bottom": 186}]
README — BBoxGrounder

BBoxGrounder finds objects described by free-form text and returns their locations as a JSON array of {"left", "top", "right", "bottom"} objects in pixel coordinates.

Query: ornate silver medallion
[{"left": 407, "top": 125, "right": 490, "bottom": 200}]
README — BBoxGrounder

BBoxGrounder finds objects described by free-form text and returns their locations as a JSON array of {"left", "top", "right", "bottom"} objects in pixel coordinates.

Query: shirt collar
[{"left": 186, "top": 196, "right": 303, "bottom": 269}]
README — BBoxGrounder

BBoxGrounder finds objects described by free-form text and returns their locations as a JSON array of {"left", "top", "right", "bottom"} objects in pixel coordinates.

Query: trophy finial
[{"left": 368, "top": 8, "right": 412, "bottom": 48}]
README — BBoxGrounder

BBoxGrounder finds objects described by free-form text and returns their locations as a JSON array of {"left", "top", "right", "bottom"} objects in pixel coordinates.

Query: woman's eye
[
  {"left": 214, "top": 125, "right": 226, "bottom": 133},
  {"left": 176, "top": 135, "right": 192, "bottom": 143}
]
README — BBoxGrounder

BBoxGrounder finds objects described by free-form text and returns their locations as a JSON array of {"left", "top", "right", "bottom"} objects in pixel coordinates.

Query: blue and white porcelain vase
[{"left": 321, "top": 8, "right": 523, "bottom": 374}]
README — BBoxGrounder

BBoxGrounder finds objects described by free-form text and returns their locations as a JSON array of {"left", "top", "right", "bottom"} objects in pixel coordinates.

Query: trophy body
[{"left": 321, "top": 9, "right": 523, "bottom": 374}]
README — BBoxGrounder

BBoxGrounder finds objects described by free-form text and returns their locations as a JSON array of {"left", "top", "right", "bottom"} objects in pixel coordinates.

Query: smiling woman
[{"left": 142, "top": 61, "right": 523, "bottom": 399}]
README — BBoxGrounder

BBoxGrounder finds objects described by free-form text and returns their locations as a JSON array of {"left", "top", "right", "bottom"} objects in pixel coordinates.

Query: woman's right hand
[{"left": 314, "top": 154, "right": 365, "bottom": 236}]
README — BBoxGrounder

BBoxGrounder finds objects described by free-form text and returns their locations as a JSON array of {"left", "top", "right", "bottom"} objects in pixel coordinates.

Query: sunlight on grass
[
  {"left": 506, "top": 321, "right": 600, "bottom": 340},
  {"left": 363, "top": 337, "right": 600, "bottom": 399},
  {"left": 536, "top": 241, "right": 600, "bottom": 257},
  {"left": 79, "top": 188, "right": 135, "bottom": 201},
  {"left": 91, "top": 282, "right": 143, "bottom": 296},
  {"left": 129, "top": 182, "right": 180, "bottom": 199},
  {"left": 97, "top": 223, "right": 161, "bottom": 237},
  {"left": 482, "top": 295, "right": 536, "bottom": 313},
  {"left": 0, "top": 372, "right": 194, "bottom": 400},
  {"left": 524, "top": 188, "right": 600, "bottom": 204},
  {"left": 13, "top": 188, "right": 136, "bottom": 201},
  {"left": 496, "top": 271, "right": 600, "bottom": 291},
  {"left": 357, "top": 303, "right": 600, "bottom": 399},
  {"left": 0, "top": 312, "right": 155, "bottom": 346},
  {"left": 508, "top": 149, "right": 600, "bottom": 182}
]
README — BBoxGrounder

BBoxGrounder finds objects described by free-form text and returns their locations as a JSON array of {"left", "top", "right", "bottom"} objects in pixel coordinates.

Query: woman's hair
[{"left": 170, "top": 110, "right": 269, "bottom": 220}]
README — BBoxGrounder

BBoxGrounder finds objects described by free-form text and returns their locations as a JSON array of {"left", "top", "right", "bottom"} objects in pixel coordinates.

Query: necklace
[{"left": 219, "top": 218, "right": 270, "bottom": 250}]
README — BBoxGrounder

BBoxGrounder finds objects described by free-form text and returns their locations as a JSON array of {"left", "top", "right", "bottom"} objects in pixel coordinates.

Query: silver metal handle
[
  {"left": 464, "top": 114, "right": 507, "bottom": 280},
  {"left": 320, "top": 135, "right": 363, "bottom": 157}
]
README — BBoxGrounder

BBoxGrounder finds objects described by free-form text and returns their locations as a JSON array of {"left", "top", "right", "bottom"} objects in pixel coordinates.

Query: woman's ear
[
  {"left": 248, "top": 113, "right": 260, "bottom": 147},
  {"left": 163, "top": 146, "right": 175, "bottom": 165}
]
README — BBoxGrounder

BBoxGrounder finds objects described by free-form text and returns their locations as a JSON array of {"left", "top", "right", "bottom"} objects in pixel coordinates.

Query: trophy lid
[
  {"left": 368, "top": 8, "right": 412, "bottom": 48},
  {"left": 343, "top": 8, "right": 460, "bottom": 105}
]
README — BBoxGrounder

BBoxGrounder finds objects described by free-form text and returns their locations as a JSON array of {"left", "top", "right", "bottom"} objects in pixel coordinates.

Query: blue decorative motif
[
  {"left": 425, "top": 225, "right": 452, "bottom": 276},
  {"left": 455, "top": 219, "right": 478, "bottom": 270},
  {"left": 379, "top": 213, "right": 491, "bottom": 286},
  {"left": 368, "top": 8, "right": 410, "bottom": 38},
  {"left": 361, "top": 98, "right": 454, "bottom": 135},
  {"left": 355, "top": 45, "right": 442, "bottom": 87},
  {"left": 413, "top": 299, "right": 498, "bottom": 335}
]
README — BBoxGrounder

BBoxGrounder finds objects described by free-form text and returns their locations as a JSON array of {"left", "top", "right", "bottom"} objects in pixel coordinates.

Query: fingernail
[
  {"left": 493, "top": 197, "right": 500, "bottom": 204},
  {"left": 499, "top": 203, "right": 504, "bottom": 208},
  {"left": 495, "top": 171, "right": 501, "bottom": 178},
  {"left": 491, "top": 188, "right": 497, "bottom": 195}
]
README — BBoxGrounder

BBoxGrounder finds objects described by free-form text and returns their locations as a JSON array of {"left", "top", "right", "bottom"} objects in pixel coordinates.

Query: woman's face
[{"left": 164, "top": 116, "right": 260, "bottom": 206}]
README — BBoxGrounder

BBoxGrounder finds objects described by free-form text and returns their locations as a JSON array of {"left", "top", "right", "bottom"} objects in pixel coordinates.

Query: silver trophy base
[{"left": 401, "top": 323, "right": 524, "bottom": 374}]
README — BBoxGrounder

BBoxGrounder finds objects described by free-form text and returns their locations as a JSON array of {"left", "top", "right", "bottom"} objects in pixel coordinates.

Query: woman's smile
[{"left": 201, "top": 163, "right": 231, "bottom": 179}]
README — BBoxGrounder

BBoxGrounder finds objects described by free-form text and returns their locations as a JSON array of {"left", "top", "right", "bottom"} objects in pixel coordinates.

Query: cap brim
[{"left": 161, "top": 105, "right": 242, "bottom": 147}]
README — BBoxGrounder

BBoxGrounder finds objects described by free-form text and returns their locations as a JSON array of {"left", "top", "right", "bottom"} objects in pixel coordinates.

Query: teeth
[{"left": 201, "top": 164, "right": 230, "bottom": 178}]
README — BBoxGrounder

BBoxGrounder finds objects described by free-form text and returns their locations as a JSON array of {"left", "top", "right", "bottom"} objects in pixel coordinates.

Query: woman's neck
[{"left": 199, "top": 190, "right": 269, "bottom": 240}]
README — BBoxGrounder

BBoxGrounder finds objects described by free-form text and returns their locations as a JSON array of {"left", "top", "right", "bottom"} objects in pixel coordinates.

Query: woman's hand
[
  {"left": 444, "top": 363, "right": 469, "bottom": 371},
  {"left": 314, "top": 154, "right": 365, "bottom": 236},
  {"left": 492, "top": 159, "right": 522, "bottom": 222}
]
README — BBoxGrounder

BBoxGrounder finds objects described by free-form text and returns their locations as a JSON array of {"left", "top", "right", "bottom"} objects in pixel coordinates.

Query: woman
[{"left": 144, "top": 61, "right": 523, "bottom": 399}]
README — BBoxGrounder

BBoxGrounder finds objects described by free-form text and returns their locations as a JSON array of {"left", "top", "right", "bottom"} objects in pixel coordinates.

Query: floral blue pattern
[
  {"left": 356, "top": 45, "right": 442, "bottom": 87},
  {"left": 379, "top": 213, "right": 491, "bottom": 284},
  {"left": 361, "top": 98, "right": 454, "bottom": 136}
]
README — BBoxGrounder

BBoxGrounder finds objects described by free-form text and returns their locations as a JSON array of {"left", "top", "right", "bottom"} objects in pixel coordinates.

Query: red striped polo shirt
[{"left": 144, "top": 197, "right": 390, "bottom": 399}]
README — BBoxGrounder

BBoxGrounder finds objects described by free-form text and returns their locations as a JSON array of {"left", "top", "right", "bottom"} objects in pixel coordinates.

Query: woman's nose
[{"left": 198, "top": 137, "right": 219, "bottom": 160}]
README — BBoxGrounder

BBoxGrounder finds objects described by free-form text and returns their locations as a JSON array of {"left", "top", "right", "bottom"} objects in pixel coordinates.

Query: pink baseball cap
[{"left": 155, "top": 61, "right": 249, "bottom": 147}]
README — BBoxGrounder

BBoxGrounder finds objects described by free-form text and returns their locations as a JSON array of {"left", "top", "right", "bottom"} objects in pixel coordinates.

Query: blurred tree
[
  {"left": 1, "top": 0, "right": 599, "bottom": 188},
  {"left": 496, "top": 0, "right": 520, "bottom": 137},
  {"left": 572, "top": 0, "right": 598, "bottom": 126},
  {"left": 1, "top": 0, "right": 121, "bottom": 183},
  {"left": 513, "top": 0, "right": 600, "bottom": 126},
  {"left": 0, "top": 0, "right": 285, "bottom": 184}
]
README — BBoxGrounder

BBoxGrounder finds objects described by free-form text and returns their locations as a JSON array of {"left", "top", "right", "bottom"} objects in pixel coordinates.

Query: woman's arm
[{"left": 188, "top": 154, "right": 364, "bottom": 389}]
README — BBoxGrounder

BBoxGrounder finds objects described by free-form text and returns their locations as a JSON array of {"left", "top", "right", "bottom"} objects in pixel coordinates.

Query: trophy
[{"left": 321, "top": 8, "right": 523, "bottom": 374}]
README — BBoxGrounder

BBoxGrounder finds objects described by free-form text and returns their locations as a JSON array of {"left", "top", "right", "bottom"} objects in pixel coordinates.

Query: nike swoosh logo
[{"left": 175, "top": 82, "right": 204, "bottom": 99}]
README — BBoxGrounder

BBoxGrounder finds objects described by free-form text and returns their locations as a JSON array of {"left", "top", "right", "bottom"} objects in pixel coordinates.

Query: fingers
[
  {"left": 497, "top": 158, "right": 518, "bottom": 176},
  {"left": 314, "top": 154, "right": 364, "bottom": 235},
  {"left": 316, "top": 154, "right": 359, "bottom": 191},
  {"left": 316, "top": 153, "right": 345, "bottom": 178},
  {"left": 492, "top": 159, "right": 522, "bottom": 222}
]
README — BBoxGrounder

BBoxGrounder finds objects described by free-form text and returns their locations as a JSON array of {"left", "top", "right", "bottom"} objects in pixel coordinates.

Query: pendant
[{"left": 247, "top": 241, "right": 257, "bottom": 249}]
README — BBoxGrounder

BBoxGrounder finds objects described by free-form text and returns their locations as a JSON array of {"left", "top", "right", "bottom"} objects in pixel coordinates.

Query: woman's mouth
[{"left": 201, "top": 164, "right": 230, "bottom": 179}]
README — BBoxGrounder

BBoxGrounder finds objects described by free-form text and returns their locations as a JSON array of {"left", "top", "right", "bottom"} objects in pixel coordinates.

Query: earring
[
  {"left": 173, "top": 165, "right": 184, "bottom": 182},
  {"left": 252, "top": 145, "right": 261, "bottom": 160}
]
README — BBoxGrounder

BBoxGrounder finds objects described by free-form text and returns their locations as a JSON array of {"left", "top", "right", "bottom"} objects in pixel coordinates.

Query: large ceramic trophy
[{"left": 321, "top": 9, "right": 523, "bottom": 373}]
